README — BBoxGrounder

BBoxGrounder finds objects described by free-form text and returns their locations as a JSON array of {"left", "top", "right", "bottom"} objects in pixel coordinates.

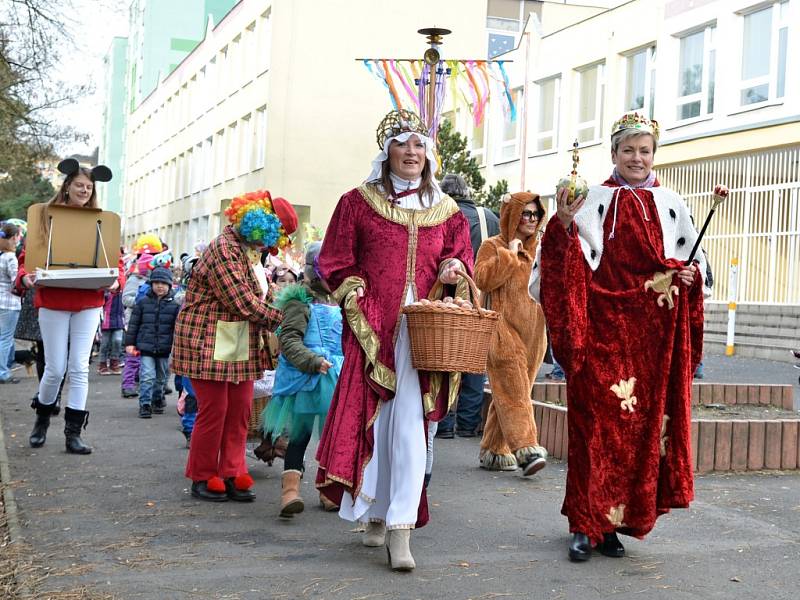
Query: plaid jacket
[{"left": 171, "top": 226, "right": 282, "bottom": 382}]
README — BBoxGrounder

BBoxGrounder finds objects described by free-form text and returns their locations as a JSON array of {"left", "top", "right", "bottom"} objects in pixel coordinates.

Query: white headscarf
[{"left": 365, "top": 131, "right": 442, "bottom": 197}]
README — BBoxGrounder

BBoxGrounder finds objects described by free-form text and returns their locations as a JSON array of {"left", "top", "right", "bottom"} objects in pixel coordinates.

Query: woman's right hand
[
  {"left": 318, "top": 359, "right": 333, "bottom": 374},
  {"left": 22, "top": 274, "right": 36, "bottom": 288},
  {"left": 556, "top": 187, "right": 586, "bottom": 230},
  {"left": 509, "top": 239, "right": 523, "bottom": 254}
]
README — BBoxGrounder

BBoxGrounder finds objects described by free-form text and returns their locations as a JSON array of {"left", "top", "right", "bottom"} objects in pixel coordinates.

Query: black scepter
[{"left": 686, "top": 185, "right": 729, "bottom": 264}]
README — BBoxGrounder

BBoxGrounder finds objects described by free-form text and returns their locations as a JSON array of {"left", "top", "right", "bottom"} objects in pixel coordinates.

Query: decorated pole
[
  {"left": 356, "top": 30, "right": 515, "bottom": 143},
  {"left": 686, "top": 185, "right": 729, "bottom": 265}
]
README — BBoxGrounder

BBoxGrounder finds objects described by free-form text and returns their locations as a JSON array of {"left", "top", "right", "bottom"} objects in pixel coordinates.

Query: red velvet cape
[
  {"left": 314, "top": 186, "right": 473, "bottom": 527},
  {"left": 539, "top": 179, "right": 703, "bottom": 545}
]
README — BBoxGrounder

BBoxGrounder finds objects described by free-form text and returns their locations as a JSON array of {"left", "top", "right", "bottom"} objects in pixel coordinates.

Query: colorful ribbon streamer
[{"left": 362, "top": 59, "right": 517, "bottom": 130}]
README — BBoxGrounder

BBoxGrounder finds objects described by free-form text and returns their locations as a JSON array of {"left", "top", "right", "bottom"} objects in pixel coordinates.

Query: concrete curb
[{"left": 0, "top": 402, "right": 35, "bottom": 598}]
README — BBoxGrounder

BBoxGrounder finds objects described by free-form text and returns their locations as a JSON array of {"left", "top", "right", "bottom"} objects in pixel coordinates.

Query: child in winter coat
[
  {"left": 261, "top": 243, "right": 344, "bottom": 517},
  {"left": 120, "top": 253, "right": 153, "bottom": 397},
  {"left": 124, "top": 267, "right": 180, "bottom": 418},
  {"left": 97, "top": 289, "right": 125, "bottom": 375}
]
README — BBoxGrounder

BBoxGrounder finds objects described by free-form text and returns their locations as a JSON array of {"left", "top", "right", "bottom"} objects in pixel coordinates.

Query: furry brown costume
[{"left": 474, "top": 192, "right": 548, "bottom": 470}]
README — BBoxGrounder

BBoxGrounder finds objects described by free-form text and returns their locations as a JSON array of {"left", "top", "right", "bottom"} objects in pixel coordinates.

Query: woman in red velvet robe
[
  {"left": 530, "top": 112, "right": 708, "bottom": 562},
  {"left": 315, "top": 110, "right": 473, "bottom": 571}
]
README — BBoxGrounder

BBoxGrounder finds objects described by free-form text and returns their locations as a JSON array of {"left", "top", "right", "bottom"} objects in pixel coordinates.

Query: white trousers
[
  {"left": 339, "top": 312, "right": 426, "bottom": 530},
  {"left": 38, "top": 307, "right": 102, "bottom": 411}
]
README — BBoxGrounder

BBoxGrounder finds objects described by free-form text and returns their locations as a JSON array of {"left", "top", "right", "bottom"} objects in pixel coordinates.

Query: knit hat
[
  {"left": 137, "top": 253, "right": 154, "bottom": 275},
  {"left": 149, "top": 267, "right": 173, "bottom": 285}
]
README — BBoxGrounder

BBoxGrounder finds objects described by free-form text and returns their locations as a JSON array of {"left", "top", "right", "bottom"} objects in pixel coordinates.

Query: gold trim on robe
[
  {"left": 333, "top": 276, "right": 397, "bottom": 393},
  {"left": 357, "top": 184, "right": 460, "bottom": 227}
]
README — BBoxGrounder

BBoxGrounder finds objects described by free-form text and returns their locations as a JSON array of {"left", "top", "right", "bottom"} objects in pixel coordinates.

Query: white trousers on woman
[
  {"left": 339, "top": 311, "right": 426, "bottom": 530},
  {"left": 38, "top": 307, "right": 102, "bottom": 410}
]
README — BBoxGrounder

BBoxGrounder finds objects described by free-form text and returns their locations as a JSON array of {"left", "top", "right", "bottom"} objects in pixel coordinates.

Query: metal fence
[{"left": 659, "top": 145, "right": 800, "bottom": 305}]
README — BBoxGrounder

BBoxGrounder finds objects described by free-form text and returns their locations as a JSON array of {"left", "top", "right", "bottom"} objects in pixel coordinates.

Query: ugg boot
[
  {"left": 109, "top": 359, "right": 122, "bottom": 375},
  {"left": 386, "top": 528, "right": 415, "bottom": 571},
  {"left": 362, "top": 521, "right": 386, "bottom": 547},
  {"left": 279, "top": 470, "right": 304, "bottom": 516},
  {"left": 29, "top": 397, "right": 57, "bottom": 448},
  {"left": 64, "top": 407, "right": 92, "bottom": 454},
  {"left": 319, "top": 492, "right": 339, "bottom": 512}
]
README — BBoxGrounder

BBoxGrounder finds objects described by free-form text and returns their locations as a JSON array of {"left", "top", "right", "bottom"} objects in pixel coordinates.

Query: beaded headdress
[
  {"left": 224, "top": 190, "right": 292, "bottom": 252},
  {"left": 376, "top": 109, "right": 428, "bottom": 149},
  {"left": 611, "top": 111, "right": 660, "bottom": 141}
]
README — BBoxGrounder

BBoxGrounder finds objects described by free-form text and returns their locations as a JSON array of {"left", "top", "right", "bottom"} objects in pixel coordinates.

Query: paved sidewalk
[{"left": 1, "top": 357, "right": 799, "bottom": 599}]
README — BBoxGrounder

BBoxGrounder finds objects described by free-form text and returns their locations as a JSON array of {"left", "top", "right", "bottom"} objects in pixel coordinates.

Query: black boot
[
  {"left": 29, "top": 396, "right": 57, "bottom": 448},
  {"left": 568, "top": 532, "right": 592, "bottom": 562},
  {"left": 64, "top": 407, "right": 93, "bottom": 455}
]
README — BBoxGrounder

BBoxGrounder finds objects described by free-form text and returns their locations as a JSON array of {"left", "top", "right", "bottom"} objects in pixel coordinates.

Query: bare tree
[{"left": 0, "top": 0, "right": 89, "bottom": 169}]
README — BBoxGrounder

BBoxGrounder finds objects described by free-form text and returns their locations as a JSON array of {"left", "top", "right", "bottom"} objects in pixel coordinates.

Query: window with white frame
[
  {"left": 676, "top": 26, "right": 715, "bottom": 120},
  {"left": 243, "top": 23, "right": 256, "bottom": 81},
  {"left": 469, "top": 107, "right": 487, "bottom": 166},
  {"left": 225, "top": 122, "right": 238, "bottom": 181},
  {"left": 191, "top": 143, "right": 202, "bottom": 194},
  {"left": 240, "top": 114, "right": 253, "bottom": 176},
  {"left": 202, "top": 137, "right": 213, "bottom": 190},
  {"left": 254, "top": 106, "right": 267, "bottom": 169},
  {"left": 498, "top": 87, "right": 523, "bottom": 161},
  {"left": 213, "top": 129, "right": 225, "bottom": 184},
  {"left": 205, "top": 58, "right": 216, "bottom": 111},
  {"left": 576, "top": 63, "right": 604, "bottom": 144},
  {"left": 536, "top": 76, "right": 560, "bottom": 152},
  {"left": 740, "top": 1, "right": 789, "bottom": 106},
  {"left": 218, "top": 46, "right": 229, "bottom": 95},
  {"left": 624, "top": 46, "right": 656, "bottom": 119},
  {"left": 257, "top": 11, "right": 272, "bottom": 74}
]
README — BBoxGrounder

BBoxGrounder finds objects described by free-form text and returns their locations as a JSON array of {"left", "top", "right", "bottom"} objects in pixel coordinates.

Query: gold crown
[
  {"left": 611, "top": 112, "right": 660, "bottom": 141},
  {"left": 376, "top": 109, "right": 428, "bottom": 149}
]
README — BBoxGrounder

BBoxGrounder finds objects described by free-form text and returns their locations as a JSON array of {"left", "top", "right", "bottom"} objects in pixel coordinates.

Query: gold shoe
[
  {"left": 386, "top": 528, "right": 415, "bottom": 571},
  {"left": 362, "top": 521, "right": 386, "bottom": 547}
]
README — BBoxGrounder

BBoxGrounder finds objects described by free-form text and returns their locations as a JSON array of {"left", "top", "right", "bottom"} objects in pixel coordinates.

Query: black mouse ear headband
[{"left": 57, "top": 158, "right": 113, "bottom": 183}]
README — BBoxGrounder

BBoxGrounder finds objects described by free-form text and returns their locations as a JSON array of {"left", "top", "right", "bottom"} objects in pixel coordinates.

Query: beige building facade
[
  {"left": 462, "top": 0, "right": 799, "bottom": 306},
  {"left": 123, "top": 0, "right": 487, "bottom": 254}
]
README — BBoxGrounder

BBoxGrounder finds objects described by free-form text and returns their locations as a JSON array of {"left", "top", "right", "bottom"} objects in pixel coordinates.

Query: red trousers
[{"left": 185, "top": 379, "right": 254, "bottom": 482}]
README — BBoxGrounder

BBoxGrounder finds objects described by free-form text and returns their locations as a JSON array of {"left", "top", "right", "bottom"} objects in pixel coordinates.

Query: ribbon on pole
[
  {"left": 361, "top": 59, "right": 516, "bottom": 130},
  {"left": 362, "top": 59, "right": 398, "bottom": 110},
  {"left": 496, "top": 60, "right": 516, "bottom": 122}
]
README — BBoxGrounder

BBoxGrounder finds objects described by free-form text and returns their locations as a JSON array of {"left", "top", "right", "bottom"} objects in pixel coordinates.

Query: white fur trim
[{"left": 529, "top": 185, "right": 709, "bottom": 301}]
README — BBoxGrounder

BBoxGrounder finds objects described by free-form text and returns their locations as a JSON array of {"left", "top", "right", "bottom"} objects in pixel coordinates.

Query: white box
[{"left": 35, "top": 268, "right": 119, "bottom": 290}]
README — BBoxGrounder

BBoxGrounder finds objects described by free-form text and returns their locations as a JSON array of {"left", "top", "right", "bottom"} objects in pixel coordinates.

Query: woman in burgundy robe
[
  {"left": 530, "top": 112, "right": 708, "bottom": 562},
  {"left": 315, "top": 110, "right": 472, "bottom": 571}
]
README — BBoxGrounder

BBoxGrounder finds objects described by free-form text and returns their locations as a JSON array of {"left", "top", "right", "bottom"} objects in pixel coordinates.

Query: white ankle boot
[
  {"left": 386, "top": 528, "right": 415, "bottom": 571},
  {"left": 362, "top": 521, "right": 386, "bottom": 547}
]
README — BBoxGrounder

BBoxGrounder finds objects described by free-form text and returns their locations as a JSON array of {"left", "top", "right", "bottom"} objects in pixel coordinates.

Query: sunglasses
[{"left": 520, "top": 210, "right": 542, "bottom": 222}]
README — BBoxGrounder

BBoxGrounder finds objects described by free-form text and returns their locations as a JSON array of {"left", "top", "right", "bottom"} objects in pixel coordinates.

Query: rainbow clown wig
[
  {"left": 133, "top": 234, "right": 163, "bottom": 255},
  {"left": 224, "top": 190, "right": 294, "bottom": 253}
]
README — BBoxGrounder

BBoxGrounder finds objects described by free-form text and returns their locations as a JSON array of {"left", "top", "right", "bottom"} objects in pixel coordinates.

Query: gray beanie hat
[
  {"left": 149, "top": 267, "right": 173, "bottom": 285},
  {"left": 304, "top": 242, "right": 323, "bottom": 281}
]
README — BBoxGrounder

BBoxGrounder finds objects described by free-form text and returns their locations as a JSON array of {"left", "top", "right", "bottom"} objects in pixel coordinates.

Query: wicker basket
[
  {"left": 402, "top": 269, "right": 499, "bottom": 373},
  {"left": 247, "top": 395, "right": 270, "bottom": 440}
]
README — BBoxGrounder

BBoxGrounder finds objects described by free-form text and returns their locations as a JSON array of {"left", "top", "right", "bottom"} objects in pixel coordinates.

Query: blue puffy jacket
[{"left": 124, "top": 288, "right": 180, "bottom": 357}]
